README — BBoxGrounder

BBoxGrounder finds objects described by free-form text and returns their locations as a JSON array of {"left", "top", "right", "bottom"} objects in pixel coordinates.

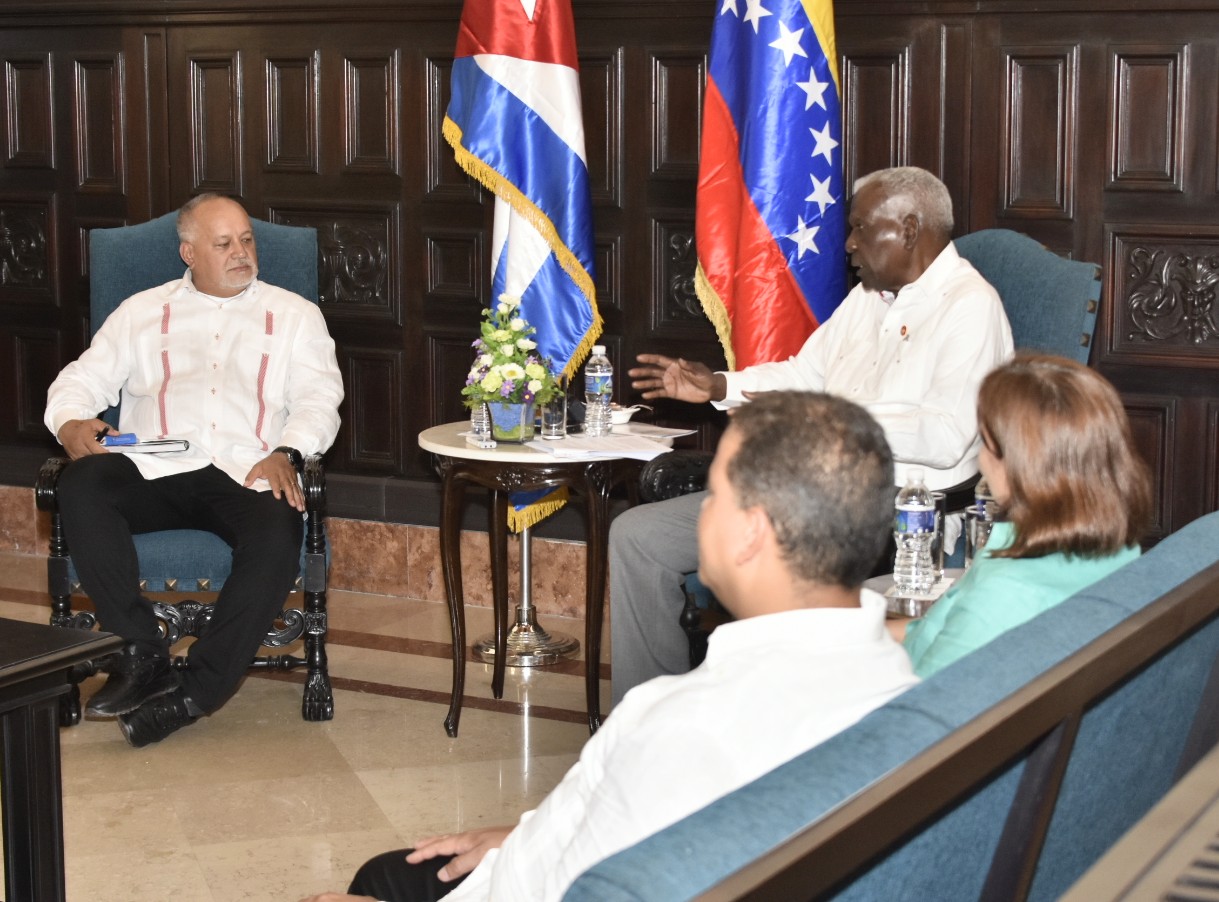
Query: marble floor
[{"left": 0, "top": 551, "right": 606, "bottom": 901}]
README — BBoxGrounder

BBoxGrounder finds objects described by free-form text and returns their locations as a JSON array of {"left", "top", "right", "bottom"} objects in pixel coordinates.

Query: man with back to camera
[
  {"left": 44, "top": 193, "right": 343, "bottom": 747},
  {"left": 610, "top": 165, "right": 1014, "bottom": 706},
  {"left": 296, "top": 392, "right": 918, "bottom": 902}
]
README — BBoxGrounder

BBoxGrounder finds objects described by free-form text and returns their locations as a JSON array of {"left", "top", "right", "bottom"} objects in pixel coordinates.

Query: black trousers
[
  {"left": 348, "top": 850, "right": 465, "bottom": 902},
  {"left": 57, "top": 454, "right": 303, "bottom": 713}
]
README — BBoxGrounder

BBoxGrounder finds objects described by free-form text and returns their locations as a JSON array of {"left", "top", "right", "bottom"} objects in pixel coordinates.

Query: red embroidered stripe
[{"left": 254, "top": 310, "right": 274, "bottom": 451}]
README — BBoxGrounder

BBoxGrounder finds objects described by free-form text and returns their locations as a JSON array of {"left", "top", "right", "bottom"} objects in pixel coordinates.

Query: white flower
[
  {"left": 501, "top": 343, "right": 516, "bottom": 357},
  {"left": 517, "top": 338, "right": 537, "bottom": 351},
  {"left": 498, "top": 293, "right": 521, "bottom": 309},
  {"left": 528, "top": 379, "right": 543, "bottom": 393},
  {"left": 509, "top": 317, "right": 526, "bottom": 331},
  {"left": 491, "top": 329, "right": 511, "bottom": 342},
  {"left": 477, "top": 354, "right": 492, "bottom": 367},
  {"left": 497, "top": 303, "right": 509, "bottom": 314},
  {"left": 500, "top": 363, "right": 526, "bottom": 381}
]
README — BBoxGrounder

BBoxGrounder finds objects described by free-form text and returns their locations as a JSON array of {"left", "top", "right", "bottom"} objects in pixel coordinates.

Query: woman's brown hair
[{"left": 978, "top": 353, "right": 1151, "bottom": 559}]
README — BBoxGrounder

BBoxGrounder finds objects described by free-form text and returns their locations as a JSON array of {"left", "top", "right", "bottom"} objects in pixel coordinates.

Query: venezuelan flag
[{"left": 696, "top": 0, "right": 846, "bottom": 369}]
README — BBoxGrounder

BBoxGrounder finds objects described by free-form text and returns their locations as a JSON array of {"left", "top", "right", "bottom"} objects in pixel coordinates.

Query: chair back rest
[
  {"left": 87, "top": 210, "right": 319, "bottom": 425},
  {"left": 88, "top": 210, "right": 319, "bottom": 332},
  {"left": 954, "top": 229, "right": 1100, "bottom": 364}
]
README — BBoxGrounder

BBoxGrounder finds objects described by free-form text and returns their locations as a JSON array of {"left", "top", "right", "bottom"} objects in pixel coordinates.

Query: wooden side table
[
  {"left": 419, "top": 422, "right": 636, "bottom": 736},
  {"left": 0, "top": 618, "right": 122, "bottom": 902}
]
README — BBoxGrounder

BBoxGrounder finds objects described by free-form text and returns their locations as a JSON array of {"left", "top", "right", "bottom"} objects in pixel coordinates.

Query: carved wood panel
[
  {"left": 0, "top": 195, "right": 54, "bottom": 304},
  {"left": 1105, "top": 226, "right": 1219, "bottom": 366},
  {"left": 3, "top": 55, "right": 53, "bottom": 168},
  {"left": 1108, "top": 46, "right": 1186, "bottom": 192},
  {"left": 1123, "top": 395, "right": 1175, "bottom": 540},
  {"left": 841, "top": 45, "right": 910, "bottom": 186},
  {"left": 340, "top": 346, "right": 405, "bottom": 473},
  {"left": 1001, "top": 45, "right": 1077, "bottom": 219},
  {"left": 188, "top": 53, "right": 242, "bottom": 194},
  {"left": 265, "top": 53, "right": 319, "bottom": 173},
  {"left": 271, "top": 203, "right": 400, "bottom": 323},
  {"left": 651, "top": 53, "right": 704, "bottom": 180},
  {"left": 73, "top": 55, "right": 126, "bottom": 194}
]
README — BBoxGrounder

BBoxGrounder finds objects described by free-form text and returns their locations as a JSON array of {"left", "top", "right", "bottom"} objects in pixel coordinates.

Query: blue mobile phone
[{"left": 102, "top": 433, "right": 138, "bottom": 446}]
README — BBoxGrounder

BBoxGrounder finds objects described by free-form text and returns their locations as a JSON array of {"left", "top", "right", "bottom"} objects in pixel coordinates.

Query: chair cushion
[{"left": 67, "top": 529, "right": 321, "bottom": 592}]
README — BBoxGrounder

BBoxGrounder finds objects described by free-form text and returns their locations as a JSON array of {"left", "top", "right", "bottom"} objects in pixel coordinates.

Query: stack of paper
[{"left": 526, "top": 423, "right": 696, "bottom": 462}]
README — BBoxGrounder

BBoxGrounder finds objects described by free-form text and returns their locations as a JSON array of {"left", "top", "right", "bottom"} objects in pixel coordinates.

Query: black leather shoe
[
  {"left": 86, "top": 642, "right": 181, "bottom": 717},
  {"left": 119, "top": 691, "right": 198, "bottom": 748}
]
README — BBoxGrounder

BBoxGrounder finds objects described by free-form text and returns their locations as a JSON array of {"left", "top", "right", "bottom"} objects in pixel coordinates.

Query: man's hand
[
  {"left": 295, "top": 894, "right": 375, "bottom": 902},
  {"left": 628, "top": 354, "right": 727, "bottom": 403},
  {"left": 244, "top": 451, "right": 305, "bottom": 512},
  {"left": 56, "top": 418, "right": 113, "bottom": 460},
  {"left": 405, "top": 825, "right": 514, "bottom": 882}
]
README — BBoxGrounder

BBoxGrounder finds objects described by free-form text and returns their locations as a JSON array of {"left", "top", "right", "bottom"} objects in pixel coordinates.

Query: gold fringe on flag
[
  {"left": 695, "top": 261, "right": 736, "bottom": 372},
  {"left": 443, "top": 117, "right": 603, "bottom": 385},
  {"left": 506, "top": 487, "right": 570, "bottom": 533}
]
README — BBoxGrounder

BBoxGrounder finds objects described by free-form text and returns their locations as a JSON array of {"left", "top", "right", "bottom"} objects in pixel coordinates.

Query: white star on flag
[
  {"left": 769, "top": 23, "right": 807, "bottom": 67},
  {"left": 796, "top": 70, "right": 829, "bottom": 110},
  {"left": 786, "top": 217, "right": 821, "bottom": 260},
  {"left": 805, "top": 173, "right": 836, "bottom": 215},
  {"left": 721, "top": 0, "right": 739, "bottom": 15},
  {"left": 810, "top": 121, "right": 839, "bottom": 164},
  {"left": 742, "top": 0, "right": 773, "bottom": 33}
]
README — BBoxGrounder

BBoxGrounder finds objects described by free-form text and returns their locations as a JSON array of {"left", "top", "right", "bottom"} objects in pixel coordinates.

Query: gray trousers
[{"left": 609, "top": 490, "right": 705, "bottom": 706}]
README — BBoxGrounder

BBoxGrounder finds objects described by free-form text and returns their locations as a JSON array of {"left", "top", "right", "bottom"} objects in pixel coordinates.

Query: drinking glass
[{"left": 541, "top": 390, "right": 567, "bottom": 440}]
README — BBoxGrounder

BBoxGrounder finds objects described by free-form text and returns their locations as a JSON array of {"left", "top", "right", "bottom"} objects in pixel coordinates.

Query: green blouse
[{"left": 903, "top": 521, "right": 1140, "bottom": 678}]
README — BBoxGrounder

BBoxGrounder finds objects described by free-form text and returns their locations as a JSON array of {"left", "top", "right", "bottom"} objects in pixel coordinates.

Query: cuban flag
[
  {"left": 444, "top": 0, "right": 600, "bottom": 384},
  {"left": 695, "top": 0, "right": 846, "bottom": 370},
  {"left": 445, "top": 0, "right": 599, "bottom": 530}
]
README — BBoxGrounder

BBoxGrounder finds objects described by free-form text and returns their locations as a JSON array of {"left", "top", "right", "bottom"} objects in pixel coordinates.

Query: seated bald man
[{"left": 45, "top": 194, "right": 343, "bottom": 747}]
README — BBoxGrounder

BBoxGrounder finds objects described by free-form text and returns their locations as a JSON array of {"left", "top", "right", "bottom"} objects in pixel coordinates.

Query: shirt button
[
  {"left": 211, "top": 422, "right": 216, "bottom": 430},
  {"left": 214, "top": 333, "right": 221, "bottom": 341}
]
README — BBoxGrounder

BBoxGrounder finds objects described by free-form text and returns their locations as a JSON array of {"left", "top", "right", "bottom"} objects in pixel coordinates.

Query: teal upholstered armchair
[
  {"left": 36, "top": 211, "right": 334, "bottom": 725},
  {"left": 669, "top": 229, "right": 1104, "bottom": 667},
  {"left": 954, "top": 228, "right": 1100, "bottom": 365}
]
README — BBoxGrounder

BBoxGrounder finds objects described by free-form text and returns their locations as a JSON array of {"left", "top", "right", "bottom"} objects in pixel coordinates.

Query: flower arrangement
[{"left": 462, "top": 293, "right": 560, "bottom": 408}]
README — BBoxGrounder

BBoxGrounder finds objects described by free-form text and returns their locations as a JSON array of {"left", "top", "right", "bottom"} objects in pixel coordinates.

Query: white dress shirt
[
  {"left": 440, "top": 591, "right": 919, "bottom": 901},
  {"left": 718, "top": 244, "right": 1013, "bottom": 490},
  {"left": 44, "top": 271, "right": 343, "bottom": 487}
]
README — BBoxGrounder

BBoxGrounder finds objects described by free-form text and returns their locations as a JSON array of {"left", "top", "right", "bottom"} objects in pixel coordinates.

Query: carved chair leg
[{"left": 301, "top": 587, "right": 333, "bottom": 722}]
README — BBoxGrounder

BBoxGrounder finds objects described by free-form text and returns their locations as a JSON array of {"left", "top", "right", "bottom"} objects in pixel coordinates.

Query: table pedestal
[{"left": 472, "top": 525, "right": 580, "bottom": 666}]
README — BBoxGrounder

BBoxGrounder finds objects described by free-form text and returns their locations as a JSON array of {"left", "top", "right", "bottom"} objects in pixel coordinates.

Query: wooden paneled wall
[{"left": 0, "top": 0, "right": 1215, "bottom": 539}]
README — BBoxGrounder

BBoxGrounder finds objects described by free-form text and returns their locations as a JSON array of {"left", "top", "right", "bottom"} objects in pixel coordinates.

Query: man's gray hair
[
  {"left": 176, "top": 192, "right": 227, "bottom": 242},
  {"left": 853, "top": 166, "right": 954, "bottom": 238}
]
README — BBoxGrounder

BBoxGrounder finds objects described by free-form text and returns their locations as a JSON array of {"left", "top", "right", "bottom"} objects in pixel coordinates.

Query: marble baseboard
[{"left": 1, "top": 486, "right": 599, "bottom": 619}]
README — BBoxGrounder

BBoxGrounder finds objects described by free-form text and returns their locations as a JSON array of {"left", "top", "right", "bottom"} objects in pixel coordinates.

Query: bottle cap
[{"left": 592, "top": 345, "right": 606, "bottom": 355}]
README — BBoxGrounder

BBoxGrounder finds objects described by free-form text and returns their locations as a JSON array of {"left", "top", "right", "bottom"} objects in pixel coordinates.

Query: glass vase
[{"left": 486, "top": 401, "right": 536, "bottom": 443}]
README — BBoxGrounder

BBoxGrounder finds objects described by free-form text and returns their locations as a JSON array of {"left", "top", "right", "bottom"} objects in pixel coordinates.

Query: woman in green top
[{"left": 898, "top": 353, "right": 1151, "bottom": 677}]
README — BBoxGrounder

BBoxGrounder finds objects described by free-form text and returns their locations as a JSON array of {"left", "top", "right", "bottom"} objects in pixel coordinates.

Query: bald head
[{"left": 177, "top": 195, "right": 259, "bottom": 298}]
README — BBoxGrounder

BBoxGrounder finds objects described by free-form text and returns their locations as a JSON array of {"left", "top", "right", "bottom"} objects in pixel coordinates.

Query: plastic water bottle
[
  {"left": 893, "top": 468, "right": 936, "bottom": 596},
  {"left": 965, "top": 476, "right": 996, "bottom": 567},
  {"left": 583, "top": 345, "right": 613, "bottom": 437}
]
